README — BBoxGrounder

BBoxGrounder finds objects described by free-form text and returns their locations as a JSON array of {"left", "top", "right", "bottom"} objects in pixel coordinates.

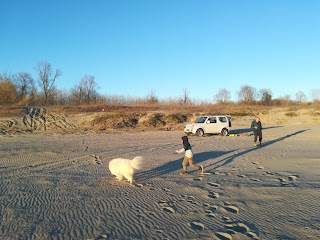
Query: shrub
[
  {"left": 165, "top": 113, "right": 189, "bottom": 124},
  {"left": 285, "top": 112, "right": 298, "bottom": 117},
  {"left": 145, "top": 113, "right": 166, "bottom": 127}
]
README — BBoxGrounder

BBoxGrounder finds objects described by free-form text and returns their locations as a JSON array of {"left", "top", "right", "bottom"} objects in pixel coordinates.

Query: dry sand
[{"left": 0, "top": 123, "right": 319, "bottom": 239}]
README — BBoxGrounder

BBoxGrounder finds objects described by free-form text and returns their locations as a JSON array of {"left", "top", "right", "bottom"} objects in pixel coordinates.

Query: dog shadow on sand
[{"left": 136, "top": 129, "right": 308, "bottom": 181}]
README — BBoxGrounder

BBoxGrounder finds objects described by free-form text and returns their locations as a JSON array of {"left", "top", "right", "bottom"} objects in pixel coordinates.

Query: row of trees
[
  {"left": 0, "top": 61, "right": 99, "bottom": 106},
  {"left": 214, "top": 86, "right": 320, "bottom": 105},
  {"left": 1, "top": 61, "right": 320, "bottom": 106}
]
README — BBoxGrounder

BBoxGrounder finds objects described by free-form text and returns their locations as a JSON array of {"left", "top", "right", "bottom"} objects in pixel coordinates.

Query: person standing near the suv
[{"left": 251, "top": 117, "right": 262, "bottom": 146}]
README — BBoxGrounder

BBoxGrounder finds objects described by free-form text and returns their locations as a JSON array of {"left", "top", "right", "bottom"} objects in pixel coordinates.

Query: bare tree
[
  {"left": 36, "top": 61, "right": 62, "bottom": 105},
  {"left": 214, "top": 88, "right": 231, "bottom": 103},
  {"left": 295, "top": 91, "right": 306, "bottom": 103},
  {"left": 53, "top": 89, "right": 71, "bottom": 106},
  {"left": 71, "top": 81, "right": 85, "bottom": 104},
  {"left": 15, "top": 72, "right": 34, "bottom": 102},
  {"left": 237, "top": 85, "right": 256, "bottom": 103},
  {"left": 82, "top": 75, "right": 99, "bottom": 104},
  {"left": 28, "top": 87, "right": 39, "bottom": 106},
  {"left": 146, "top": 89, "right": 158, "bottom": 104},
  {"left": 311, "top": 88, "right": 320, "bottom": 102},
  {"left": 71, "top": 75, "right": 99, "bottom": 105},
  {"left": 182, "top": 88, "right": 190, "bottom": 104},
  {"left": 279, "top": 94, "right": 291, "bottom": 107},
  {"left": 259, "top": 88, "right": 272, "bottom": 105}
]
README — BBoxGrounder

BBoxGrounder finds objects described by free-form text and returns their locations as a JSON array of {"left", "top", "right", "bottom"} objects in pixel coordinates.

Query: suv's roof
[{"left": 198, "top": 115, "right": 230, "bottom": 117}]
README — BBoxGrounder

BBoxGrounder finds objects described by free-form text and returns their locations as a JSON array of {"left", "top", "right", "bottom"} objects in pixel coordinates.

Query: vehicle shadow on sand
[
  {"left": 229, "top": 125, "right": 283, "bottom": 135},
  {"left": 136, "top": 129, "right": 308, "bottom": 180}
]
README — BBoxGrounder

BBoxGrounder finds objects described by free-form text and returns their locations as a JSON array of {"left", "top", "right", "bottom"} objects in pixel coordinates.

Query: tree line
[
  {"left": 0, "top": 61, "right": 100, "bottom": 106},
  {"left": 1, "top": 61, "right": 320, "bottom": 106}
]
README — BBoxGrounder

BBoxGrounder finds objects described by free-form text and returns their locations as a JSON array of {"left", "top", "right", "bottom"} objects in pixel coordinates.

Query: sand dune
[{"left": 0, "top": 125, "right": 319, "bottom": 239}]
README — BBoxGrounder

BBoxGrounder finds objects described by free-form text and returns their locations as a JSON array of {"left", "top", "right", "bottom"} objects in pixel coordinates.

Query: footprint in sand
[
  {"left": 190, "top": 221, "right": 205, "bottom": 230},
  {"left": 94, "top": 234, "right": 108, "bottom": 239},
  {"left": 187, "top": 199, "right": 196, "bottom": 204},
  {"left": 91, "top": 154, "right": 102, "bottom": 164},
  {"left": 232, "top": 222, "right": 249, "bottom": 234},
  {"left": 158, "top": 200, "right": 167, "bottom": 205},
  {"left": 210, "top": 205, "right": 219, "bottom": 211},
  {"left": 215, "top": 232, "right": 232, "bottom": 240},
  {"left": 162, "top": 206, "right": 175, "bottom": 213},
  {"left": 247, "top": 231, "right": 259, "bottom": 239},
  {"left": 208, "top": 191, "right": 220, "bottom": 199},
  {"left": 207, "top": 213, "right": 216, "bottom": 218},
  {"left": 208, "top": 182, "right": 221, "bottom": 187},
  {"left": 257, "top": 166, "right": 264, "bottom": 169},
  {"left": 200, "top": 172, "right": 210, "bottom": 176},
  {"left": 223, "top": 205, "right": 239, "bottom": 214},
  {"left": 278, "top": 177, "right": 287, "bottom": 183},
  {"left": 250, "top": 178, "right": 261, "bottom": 182},
  {"left": 280, "top": 182, "right": 290, "bottom": 186},
  {"left": 149, "top": 211, "right": 156, "bottom": 216},
  {"left": 158, "top": 201, "right": 175, "bottom": 213},
  {"left": 162, "top": 187, "right": 171, "bottom": 192},
  {"left": 205, "top": 209, "right": 216, "bottom": 218},
  {"left": 222, "top": 216, "right": 233, "bottom": 224},
  {"left": 288, "top": 175, "right": 299, "bottom": 181},
  {"left": 237, "top": 174, "right": 246, "bottom": 178},
  {"left": 193, "top": 177, "right": 203, "bottom": 181}
]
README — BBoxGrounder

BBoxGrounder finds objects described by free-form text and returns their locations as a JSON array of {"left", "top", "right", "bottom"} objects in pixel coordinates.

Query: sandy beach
[{"left": 0, "top": 124, "right": 319, "bottom": 239}]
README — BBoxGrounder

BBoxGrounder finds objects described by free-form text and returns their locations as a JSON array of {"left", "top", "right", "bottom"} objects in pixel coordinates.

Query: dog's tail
[{"left": 131, "top": 156, "right": 143, "bottom": 170}]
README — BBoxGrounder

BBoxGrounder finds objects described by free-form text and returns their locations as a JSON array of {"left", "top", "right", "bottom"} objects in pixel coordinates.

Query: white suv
[{"left": 184, "top": 115, "right": 232, "bottom": 136}]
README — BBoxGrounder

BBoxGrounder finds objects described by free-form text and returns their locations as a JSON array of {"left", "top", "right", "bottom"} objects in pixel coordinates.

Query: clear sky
[{"left": 1, "top": 1, "right": 319, "bottom": 102}]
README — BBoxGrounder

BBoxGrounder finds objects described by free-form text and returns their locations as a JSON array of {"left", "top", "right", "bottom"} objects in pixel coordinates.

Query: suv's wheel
[
  {"left": 221, "top": 128, "right": 228, "bottom": 136},
  {"left": 196, "top": 129, "right": 204, "bottom": 137}
]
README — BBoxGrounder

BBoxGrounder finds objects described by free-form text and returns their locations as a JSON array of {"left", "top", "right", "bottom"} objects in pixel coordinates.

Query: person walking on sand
[
  {"left": 175, "top": 135, "right": 203, "bottom": 175},
  {"left": 251, "top": 117, "right": 262, "bottom": 146}
]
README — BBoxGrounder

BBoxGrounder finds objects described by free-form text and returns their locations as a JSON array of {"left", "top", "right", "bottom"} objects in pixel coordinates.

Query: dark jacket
[{"left": 251, "top": 120, "right": 262, "bottom": 131}]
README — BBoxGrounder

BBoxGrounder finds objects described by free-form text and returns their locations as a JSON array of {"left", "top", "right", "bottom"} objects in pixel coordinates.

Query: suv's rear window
[{"left": 219, "top": 117, "right": 227, "bottom": 122}]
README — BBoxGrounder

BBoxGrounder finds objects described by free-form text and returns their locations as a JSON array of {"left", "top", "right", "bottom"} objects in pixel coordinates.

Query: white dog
[{"left": 109, "top": 156, "right": 143, "bottom": 183}]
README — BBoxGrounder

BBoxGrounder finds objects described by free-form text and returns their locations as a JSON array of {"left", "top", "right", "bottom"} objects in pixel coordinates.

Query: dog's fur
[{"left": 109, "top": 156, "right": 143, "bottom": 183}]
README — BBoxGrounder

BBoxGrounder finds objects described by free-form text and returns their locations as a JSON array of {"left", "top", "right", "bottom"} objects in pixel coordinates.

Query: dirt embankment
[
  {"left": 0, "top": 107, "right": 78, "bottom": 134},
  {"left": 1, "top": 105, "right": 320, "bottom": 135}
]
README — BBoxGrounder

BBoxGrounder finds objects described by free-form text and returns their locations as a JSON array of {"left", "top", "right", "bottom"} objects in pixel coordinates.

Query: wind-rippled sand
[{"left": 0, "top": 126, "right": 319, "bottom": 240}]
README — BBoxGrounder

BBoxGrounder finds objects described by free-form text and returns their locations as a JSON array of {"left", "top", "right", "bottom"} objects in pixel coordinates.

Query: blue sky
[{"left": 1, "top": 1, "right": 319, "bottom": 101}]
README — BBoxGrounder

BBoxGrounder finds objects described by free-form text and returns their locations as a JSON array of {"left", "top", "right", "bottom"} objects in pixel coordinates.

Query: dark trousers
[{"left": 253, "top": 130, "right": 262, "bottom": 142}]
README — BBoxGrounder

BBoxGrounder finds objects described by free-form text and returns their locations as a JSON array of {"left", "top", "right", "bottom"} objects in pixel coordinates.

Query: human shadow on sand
[
  {"left": 136, "top": 129, "right": 308, "bottom": 180},
  {"left": 204, "top": 129, "right": 309, "bottom": 172},
  {"left": 135, "top": 150, "right": 234, "bottom": 181}
]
